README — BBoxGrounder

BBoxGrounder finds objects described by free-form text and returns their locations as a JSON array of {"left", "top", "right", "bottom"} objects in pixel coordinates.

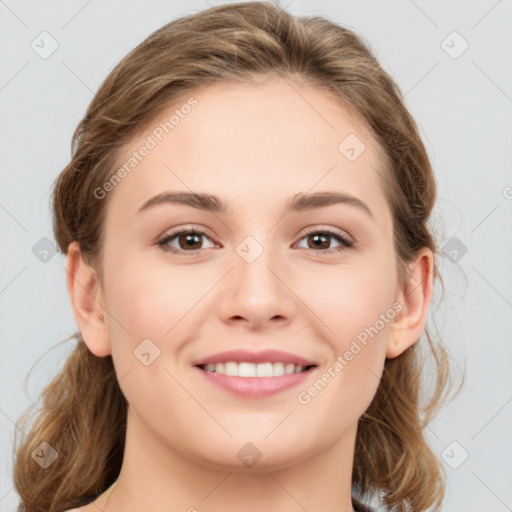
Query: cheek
[
  {"left": 313, "top": 254, "right": 396, "bottom": 395},
  {"left": 100, "top": 254, "right": 206, "bottom": 412},
  {"left": 299, "top": 277, "right": 393, "bottom": 431},
  {"left": 317, "top": 257, "right": 397, "bottom": 343},
  {"left": 102, "top": 251, "right": 216, "bottom": 354}
]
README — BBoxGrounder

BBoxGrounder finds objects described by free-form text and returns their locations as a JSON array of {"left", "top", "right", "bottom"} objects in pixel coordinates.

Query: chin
[{"left": 183, "top": 432, "right": 317, "bottom": 473}]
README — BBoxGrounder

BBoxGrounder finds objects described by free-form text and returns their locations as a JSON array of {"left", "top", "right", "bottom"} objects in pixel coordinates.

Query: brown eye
[
  {"left": 157, "top": 227, "right": 353, "bottom": 256},
  {"left": 296, "top": 229, "right": 353, "bottom": 254},
  {"left": 158, "top": 229, "right": 215, "bottom": 254}
]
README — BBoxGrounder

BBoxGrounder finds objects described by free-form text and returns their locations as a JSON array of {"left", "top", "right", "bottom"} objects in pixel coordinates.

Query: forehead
[{"left": 105, "top": 75, "right": 391, "bottom": 226}]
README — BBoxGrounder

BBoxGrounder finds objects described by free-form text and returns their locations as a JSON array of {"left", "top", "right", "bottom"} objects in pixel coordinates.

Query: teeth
[
  {"left": 273, "top": 362, "right": 285, "bottom": 377},
  {"left": 284, "top": 363, "right": 295, "bottom": 375},
  {"left": 239, "top": 362, "right": 255, "bottom": 377},
  {"left": 202, "top": 361, "right": 309, "bottom": 377},
  {"left": 224, "top": 362, "right": 238, "bottom": 376},
  {"left": 256, "top": 362, "right": 272, "bottom": 377}
]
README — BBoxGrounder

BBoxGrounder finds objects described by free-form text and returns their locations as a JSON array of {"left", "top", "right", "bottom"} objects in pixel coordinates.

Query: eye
[
  {"left": 295, "top": 228, "right": 353, "bottom": 254},
  {"left": 157, "top": 226, "right": 353, "bottom": 255},
  {"left": 157, "top": 227, "right": 216, "bottom": 254}
]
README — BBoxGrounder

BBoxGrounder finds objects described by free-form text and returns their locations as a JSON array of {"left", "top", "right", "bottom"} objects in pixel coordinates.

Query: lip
[
  {"left": 194, "top": 365, "right": 317, "bottom": 398},
  {"left": 192, "top": 349, "right": 317, "bottom": 367},
  {"left": 192, "top": 349, "right": 318, "bottom": 399}
]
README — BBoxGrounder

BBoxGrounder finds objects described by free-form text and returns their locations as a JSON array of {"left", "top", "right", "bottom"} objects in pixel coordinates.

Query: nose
[{"left": 218, "top": 238, "right": 296, "bottom": 331}]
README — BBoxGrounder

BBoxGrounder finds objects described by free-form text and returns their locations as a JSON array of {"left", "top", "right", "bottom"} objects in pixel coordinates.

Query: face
[{"left": 95, "top": 74, "right": 401, "bottom": 471}]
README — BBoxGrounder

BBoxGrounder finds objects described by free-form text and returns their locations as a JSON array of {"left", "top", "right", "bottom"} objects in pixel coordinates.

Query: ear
[
  {"left": 386, "top": 247, "right": 434, "bottom": 359},
  {"left": 66, "top": 241, "right": 111, "bottom": 357}
]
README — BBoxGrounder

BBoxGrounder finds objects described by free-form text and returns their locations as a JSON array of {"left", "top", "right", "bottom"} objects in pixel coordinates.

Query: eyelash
[{"left": 156, "top": 226, "right": 354, "bottom": 255}]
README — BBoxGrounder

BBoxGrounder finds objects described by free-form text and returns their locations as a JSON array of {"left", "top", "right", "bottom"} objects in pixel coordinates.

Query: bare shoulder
[{"left": 61, "top": 500, "right": 100, "bottom": 512}]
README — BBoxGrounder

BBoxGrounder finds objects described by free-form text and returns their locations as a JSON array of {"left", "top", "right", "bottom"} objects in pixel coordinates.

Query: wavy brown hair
[{"left": 12, "top": 2, "right": 462, "bottom": 511}]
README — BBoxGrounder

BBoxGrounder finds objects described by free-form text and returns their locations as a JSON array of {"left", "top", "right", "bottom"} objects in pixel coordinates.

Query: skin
[{"left": 65, "top": 74, "right": 433, "bottom": 512}]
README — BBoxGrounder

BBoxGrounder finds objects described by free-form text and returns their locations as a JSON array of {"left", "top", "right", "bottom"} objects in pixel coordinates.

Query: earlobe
[
  {"left": 66, "top": 241, "right": 111, "bottom": 357},
  {"left": 386, "top": 247, "right": 434, "bottom": 359}
]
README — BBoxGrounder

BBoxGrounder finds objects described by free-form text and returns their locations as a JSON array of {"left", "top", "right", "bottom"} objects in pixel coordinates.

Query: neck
[{"left": 94, "top": 408, "right": 358, "bottom": 512}]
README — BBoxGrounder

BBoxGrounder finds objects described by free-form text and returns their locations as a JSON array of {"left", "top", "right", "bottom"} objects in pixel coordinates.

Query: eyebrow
[{"left": 137, "top": 190, "right": 374, "bottom": 219}]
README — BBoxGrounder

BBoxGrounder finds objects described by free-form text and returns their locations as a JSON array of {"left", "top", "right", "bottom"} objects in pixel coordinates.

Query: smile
[
  {"left": 198, "top": 361, "right": 314, "bottom": 377},
  {"left": 193, "top": 349, "right": 318, "bottom": 398}
]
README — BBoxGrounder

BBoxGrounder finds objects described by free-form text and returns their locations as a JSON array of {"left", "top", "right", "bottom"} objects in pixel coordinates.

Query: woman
[{"left": 13, "top": 2, "right": 458, "bottom": 511}]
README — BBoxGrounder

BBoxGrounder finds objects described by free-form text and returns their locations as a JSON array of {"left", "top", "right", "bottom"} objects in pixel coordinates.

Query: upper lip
[{"left": 192, "top": 349, "right": 317, "bottom": 367}]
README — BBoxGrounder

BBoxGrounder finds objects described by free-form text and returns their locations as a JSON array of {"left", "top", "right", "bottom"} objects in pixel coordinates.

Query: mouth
[
  {"left": 192, "top": 349, "right": 318, "bottom": 398},
  {"left": 196, "top": 361, "right": 316, "bottom": 377}
]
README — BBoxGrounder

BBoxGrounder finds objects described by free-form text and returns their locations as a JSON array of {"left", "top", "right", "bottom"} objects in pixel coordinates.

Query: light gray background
[{"left": 1, "top": 1, "right": 511, "bottom": 511}]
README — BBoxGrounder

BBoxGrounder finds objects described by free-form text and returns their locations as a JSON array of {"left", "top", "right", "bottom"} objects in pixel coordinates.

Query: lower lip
[{"left": 194, "top": 366, "right": 316, "bottom": 398}]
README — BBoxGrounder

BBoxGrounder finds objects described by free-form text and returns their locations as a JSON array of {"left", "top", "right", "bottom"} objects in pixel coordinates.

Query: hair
[{"left": 12, "top": 2, "right": 462, "bottom": 511}]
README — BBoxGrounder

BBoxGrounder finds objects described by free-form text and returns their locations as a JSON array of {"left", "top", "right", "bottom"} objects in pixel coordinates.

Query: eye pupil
[
  {"left": 181, "top": 233, "right": 201, "bottom": 249},
  {"left": 310, "top": 234, "right": 329, "bottom": 249},
  {"left": 160, "top": 228, "right": 348, "bottom": 255}
]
